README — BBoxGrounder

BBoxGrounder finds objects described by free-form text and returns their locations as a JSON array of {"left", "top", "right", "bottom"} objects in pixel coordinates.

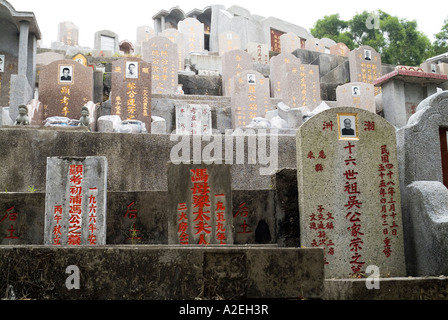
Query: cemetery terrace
[{"left": 2, "top": 0, "right": 448, "bottom": 302}]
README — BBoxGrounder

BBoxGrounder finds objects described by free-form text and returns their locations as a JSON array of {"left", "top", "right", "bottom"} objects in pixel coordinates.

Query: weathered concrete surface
[
  {"left": 0, "top": 246, "right": 324, "bottom": 300},
  {"left": 324, "top": 277, "right": 448, "bottom": 300}
]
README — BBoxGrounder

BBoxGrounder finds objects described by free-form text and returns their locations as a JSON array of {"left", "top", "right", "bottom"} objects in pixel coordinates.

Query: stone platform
[{"left": 0, "top": 245, "right": 324, "bottom": 300}]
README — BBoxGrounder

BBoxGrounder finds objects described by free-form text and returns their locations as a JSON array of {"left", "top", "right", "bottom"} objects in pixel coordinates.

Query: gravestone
[
  {"left": 44, "top": 156, "right": 108, "bottom": 246},
  {"left": 161, "top": 28, "right": 185, "bottom": 71},
  {"left": 39, "top": 59, "right": 93, "bottom": 120},
  {"left": 282, "top": 63, "right": 321, "bottom": 110},
  {"left": 167, "top": 162, "right": 233, "bottom": 245},
  {"left": 0, "top": 52, "right": 18, "bottom": 107},
  {"left": 58, "top": 21, "right": 79, "bottom": 46},
  {"left": 349, "top": 45, "right": 382, "bottom": 95},
  {"left": 269, "top": 52, "right": 301, "bottom": 98},
  {"left": 94, "top": 30, "right": 119, "bottom": 54},
  {"left": 222, "top": 49, "right": 253, "bottom": 96},
  {"left": 178, "top": 17, "right": 205, "bottom": 55},
  {"left": 136, "top": 26, "right": 155, "bottom": 43},
  {"left": 305, "top": 38, "right": 325, "bottom": 53},
  {"left": 110, "top": 57, "right": 152, "bottom": 131},
  {"left": 247, "top": 42, "right": 269, "bottom": 65},
  {"left": 330, "top": 43, "right": 350, "bottom": 57},
  {"left": 280, "top": 32, "right": 301, "bottom": 54},
  {"left": 297, "top": 107, "right": 406, "bottom": 278},
  {"left": 175, "top": 104, "right": 212, "bottom": 135},
  {"left": 219, "top": 31, "right": 241, "bottom": 56},
  {"left": 336, "top": 82, "right": 376, "bottom": 113},
  {"left": 72, "top": 53, "right": 88, "bottom": 67},
  {"left": 142, "top": 36, "right": 178, "bottom": 95},
  {"left": 230, "top": 70, "right": 271, "bottom": 129}
]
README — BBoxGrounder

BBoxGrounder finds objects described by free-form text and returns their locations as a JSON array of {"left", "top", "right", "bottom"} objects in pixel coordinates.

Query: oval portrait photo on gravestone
[
  {"left": 338, "top": 113, "right": 359, "bottom": 140},
  {"left": 58, "top": 64, "right": 73, "bottom": 84}
]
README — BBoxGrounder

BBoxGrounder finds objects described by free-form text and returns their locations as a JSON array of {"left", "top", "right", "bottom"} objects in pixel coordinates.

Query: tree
[
  {"left": 431, "top": 17, "right": 448, "bottom": 56},
  {"left": 311, "top": 10, "right": 432, "bottom": 66}
]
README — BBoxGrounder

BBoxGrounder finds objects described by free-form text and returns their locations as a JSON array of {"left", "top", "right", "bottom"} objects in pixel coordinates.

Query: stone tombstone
[
  {"left": 94, "top": 30, "right": 119, "bottom": 54},
  {"left": 44, "top": 156, "right": 108, "bottom": 246},
  {"left": 142, "top": 36, "right": 178, "bottom": 95},
  {"left": 167, "top": 162, "right": 233, "bottom": 245},
  {"left": 161, "top": 28, "right": 185, "bottom": 71},
  {"left": 330, "top": 42, "right": 350, "bottom": 57},
  {"left": 72, "top": 53, "right": 88, "bottom": 67},
  {"left": 280, "top": 32, "right": 301, "bottom": 54},
  {"left": 269, "top": 52, "right": 301, "bottom": 98},
  {"left": 178, "top": 17, "right": 205, "bottom": 55},
  {"left": 336, "top": 82, "right": 376, "bottom": 113},
  {"left": 222, "top": 49, "right": 253, "bottom": 96},
  {"left": 349, "top": 45, "right": 382, "bottom": 95},
  {"left": 58, "top": 21, "right": 79, "bottom": 46},
  {"left": 247, "top": 42, "right": 269, "bottom": 65},
  {"left": 420, "top": 61, "right": 440, "bottom": 74},
  {"left": 136, "top": 26, "right": 155, "bottom": 43},
  {"left": 39, "top": 59, "right": 93, "bottom": 120},
  {"left": 230, "top": 70, "right": 270, "bottom": 129},
  {"left": 0, "top": 52, "right": 18, "bottom": 107},
  {"left": 283, "top": 63, "right": 321, "bottom": 110},
  {"left": 175, "top": 103, "right": 212, "bottom": 135},
  {"left": 305, "top": 38, "right": 325, "bottom": 53},
  {"left": 111, "top": 57, "right": 151, "bottom": 130},
  {"left": 219, "top": 31, "right": 241, "bottom": 56},
  {"left": 297, "top": 107, "right": 406, "bottom": 278}
]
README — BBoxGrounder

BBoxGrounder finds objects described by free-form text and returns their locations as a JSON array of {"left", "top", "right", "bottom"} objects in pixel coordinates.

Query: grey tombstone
[
  {"left": 44, "top": 156, "right": 108, "bottom": 246},
  {"left": 38, "top": 59, "right": 94, "bottom": 120},
  {"left": 167, "top": 162, "right": 233, "bottom": 245},
  {"left": 110, "top": 57, "right": 152, "bottom": 131},
  {"left": 280, "top": 32, "right": 302, "bottom": 54},
  {"left": 222, "top": 49, "right": 253, "bottom": 96},
  {"left": 397, "top": 91, "right": 448, "bottom": 276},
  {"left": 142, "top": 36, "right": 178, "bottom": 95},
  {"left": 282, "top": 63, "right": 321, "bottom": 111},
  {"left": 218, "top": 31, "right": 241, "bottom": 56},
  {"left": 161, "top": 28, "right": 185, "bottom": 71},
  {"left": 175, "top": 103, "right": 212, "bottom": 135},
  {"left": 247, "top": 42, "right": 269, "bottom": 65},
  {"left": 58, "top": 21, "right": 79, "bottom": 46},
  {"left": 94, "top": 30, "right": 119, "bottom": 54},
  {"left": 349, "top": 45, "right": 382, "bottom": 96},
  {"left": 230, "top": 70, "right": 271, "bottom": 129},
  {"left": 297, "top": 107, "right": 406, "bottom": 278},
  {"left": 269, "top": 52, "right": 301, "bottom": 98},
  {"left": 336, "top": 82, "right": 376, "bottom": 113},
  {"left": 305, "top": 38, "right": 325, "bottom": 53},
  {"left": 178, "top": 17, "right": 205, "bottom": 56},
  {"left": 330, "top": 43, "right": 350, "bottom": 57}
]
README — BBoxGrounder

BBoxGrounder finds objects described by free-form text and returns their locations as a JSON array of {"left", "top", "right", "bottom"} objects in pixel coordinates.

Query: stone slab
[{"left": 374, "top": 66, "right": 448, "bottom": 86}]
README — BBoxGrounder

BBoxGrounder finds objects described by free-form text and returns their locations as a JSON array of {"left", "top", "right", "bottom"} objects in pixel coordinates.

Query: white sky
[{"left": 9, "top": 0, "right": 448, "bottom": 48}]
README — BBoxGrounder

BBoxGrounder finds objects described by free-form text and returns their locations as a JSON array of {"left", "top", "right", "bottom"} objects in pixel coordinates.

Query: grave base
[
  {"left": 324, "top": 277, "right": 448, "bottom": 300},
  {"left": 0, "top": 245, "right": 324, "bottom": 300}
]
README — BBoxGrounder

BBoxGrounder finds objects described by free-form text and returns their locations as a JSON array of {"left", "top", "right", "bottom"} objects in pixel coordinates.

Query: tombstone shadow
[{"left": 397, "top": 90, "right": 448, "bottom": 276}]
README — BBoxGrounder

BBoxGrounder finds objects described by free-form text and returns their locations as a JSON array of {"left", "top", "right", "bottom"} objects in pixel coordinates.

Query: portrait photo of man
[
  {"left": 364, "top": 49, "right": 372, "bottom": 61},
  {"left": 59, "top": 65, "right": 73, "bottom": 83},
  {"left": 352, "top": 86, "right": 360, "bottom": 96},
  {"left": 247, "top": 73, "right": 256, "bottom": 84},
  {"left": 338, "top": 114, "right": 358, "bottom": 140},
  {"left": 126, "top": 61, "right": 139, "bottom": 79}
]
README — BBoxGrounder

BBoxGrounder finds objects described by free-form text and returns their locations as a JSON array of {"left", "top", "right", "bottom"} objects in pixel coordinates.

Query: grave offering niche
[
  {"left": 142, "top": 36, "right": 178, "bottom": 95},
  {"left": 111, "top": 57, "right": 152, "bottom": 131},
  {"left": 39, "top": 59, "right": 93, "bottom": 120},
  {"left": 44, "top": 156, "right": 108, "bottom": 246},
  {"left": 336, "top": 82, "right": 376, "bottom": 113},
  {"left": 167, "top": 162, "right": 233, "bottom": 245},
  {"left": 175, "top": 104, "right": 212, "bottom": 135},
  {"left": 230, "top": 70, "right": 270, "bottom": 129},
  {"left": 297, "top": 107, "right": 406, "bottom": 278},
  {"left": 349, "top": 45, "right": 382, "bottom": 95}
]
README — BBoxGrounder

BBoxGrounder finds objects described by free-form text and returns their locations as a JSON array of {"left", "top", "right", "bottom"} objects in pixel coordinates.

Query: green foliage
[{"left": 311, "top": 10, "right": 442, "bottom": 66}]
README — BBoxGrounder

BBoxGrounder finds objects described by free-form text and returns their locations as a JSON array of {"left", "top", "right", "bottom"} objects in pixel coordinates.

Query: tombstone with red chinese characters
[
  {"left": 44, "top": 156, "right": 108, "bottom": 246},
  {"left": 175, "top": 104, "right": 212, "bottom": 135},
  {"left": 167, "top": 162, "right": 233, "bottom": 245},
  {"left": 296, "top": 107, "right": 406, "bottom": 278},
  {"left": 110, "top": 57, "right": 152, "bottom": 132}
]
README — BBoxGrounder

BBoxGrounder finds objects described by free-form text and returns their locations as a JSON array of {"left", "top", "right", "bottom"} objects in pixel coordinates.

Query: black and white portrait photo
[
  {"left": 364, "top": 49, "right": 372, "bottom": 61},
  {"left": 126, "top": 61, "right": 139, "bottom": 79},
  {"left": 0, "top": 55, "right": 5, "bottom": 73},
  {"left": 338, "top": 113, "right": 358, "bottom": 140},
  {"left": 352, "top": 86, "right": 360, "bottom": 96},
  {"left": 247, "top": 73, "right": 256, "bottom": 84},
  {"left": 59, "top": 65, "right": 73, "bottom": 83}
]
